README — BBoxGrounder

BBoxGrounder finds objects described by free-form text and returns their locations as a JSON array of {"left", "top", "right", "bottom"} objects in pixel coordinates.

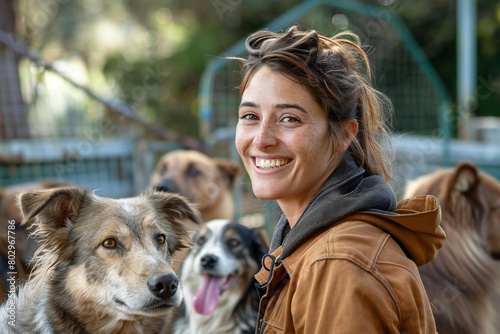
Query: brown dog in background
[
  {"left": 149, "top": 150, "right": 242, "bottom": 224},
  {"left": 0, "top": 179, "right": 71, "bottom": 302},
  {"left": 404, "top": 161, "right": 500, "bottom": 334},
  {"left": 149, "top": 150, "right": 242, "bottom": 273}
]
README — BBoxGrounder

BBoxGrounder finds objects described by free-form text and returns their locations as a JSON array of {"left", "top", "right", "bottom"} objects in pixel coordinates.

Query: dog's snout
[
  {"left": 200, "top": 254, "right": 218, "bottom": 269},
  {"left": 155, "top": 183, "right": 171, "bottom": 192},
  {"left": 147, "top": 273, "right": 179, "bottom": 299}
]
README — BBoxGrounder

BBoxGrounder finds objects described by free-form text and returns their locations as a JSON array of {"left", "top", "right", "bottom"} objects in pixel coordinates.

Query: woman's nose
[{"left": 253, "top": 123, "right": 278, "bottom": 149}]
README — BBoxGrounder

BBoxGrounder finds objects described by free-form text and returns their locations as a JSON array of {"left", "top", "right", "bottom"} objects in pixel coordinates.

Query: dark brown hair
[{"left": 232, "top": 26, "right": 393, "bottom": 181}]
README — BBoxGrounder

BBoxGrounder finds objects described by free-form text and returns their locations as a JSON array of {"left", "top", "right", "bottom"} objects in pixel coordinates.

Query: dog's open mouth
[{"left": 192, "top": 273, "right": 236, "bottom": 315}]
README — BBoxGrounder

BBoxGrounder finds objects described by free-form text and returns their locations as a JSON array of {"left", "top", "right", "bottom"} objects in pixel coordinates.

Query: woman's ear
[{"left": 341, "top": 119, "right": 359, "bottom": 151}]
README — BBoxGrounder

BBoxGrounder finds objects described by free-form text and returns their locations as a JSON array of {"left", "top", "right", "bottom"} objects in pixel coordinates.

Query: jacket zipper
[{"left": 255, "top": 254, "right": 282, "bottom": 334}]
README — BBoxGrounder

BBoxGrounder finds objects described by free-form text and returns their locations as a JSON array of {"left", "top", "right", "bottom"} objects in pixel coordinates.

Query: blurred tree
[{"left": 0, "top": 0, "right": 31, "bottom": 139}]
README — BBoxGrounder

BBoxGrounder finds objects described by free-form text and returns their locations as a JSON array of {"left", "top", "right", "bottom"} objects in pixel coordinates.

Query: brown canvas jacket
[{"left": 255, "top": 195, "right": 445, "bottom": 334}]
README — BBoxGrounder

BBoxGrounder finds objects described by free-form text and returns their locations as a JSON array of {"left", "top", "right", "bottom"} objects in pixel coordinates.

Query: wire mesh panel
[
  {"left": 0, "top": 34, "right": 175, "bottom": 197},
  {"left": 0, "top": 137, "right": 137, "bottom": 198}
]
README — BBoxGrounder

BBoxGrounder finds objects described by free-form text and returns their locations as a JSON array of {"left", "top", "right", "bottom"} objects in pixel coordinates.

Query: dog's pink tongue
[{"left": 193, "top": 275, "right": 223, "bottom": 315}]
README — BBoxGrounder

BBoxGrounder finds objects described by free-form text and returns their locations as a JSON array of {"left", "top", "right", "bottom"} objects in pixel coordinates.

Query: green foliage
[{"left": 475, "top": 0, "right": 500, "bottom": 117}]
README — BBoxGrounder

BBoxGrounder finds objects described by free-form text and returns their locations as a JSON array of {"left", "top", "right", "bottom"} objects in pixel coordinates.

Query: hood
[
  {"left": 269, "top": 153, "right": 445, "bottom": 266},
  {"left": 347, "top": 195, "right": 445, "bottom": 266}
]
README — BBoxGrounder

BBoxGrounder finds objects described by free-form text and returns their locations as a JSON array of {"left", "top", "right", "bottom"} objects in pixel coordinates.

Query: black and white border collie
[{"left": 174, "top": 219, "right": 269, "bottom": 334}]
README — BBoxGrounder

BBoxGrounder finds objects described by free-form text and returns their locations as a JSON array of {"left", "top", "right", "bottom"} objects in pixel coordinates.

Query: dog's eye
[
  {"left": 156, "top": 234, "right": 166, "bottom": 245},
  {"left": 227, "top": 238, "right": 241, "bottom": 248},
  {"left": 186, "top": 163, "right": 201, "bottom": 178},
  {"left": 196, "top": 235, "right": 207, "bottom": 246},
  {"left": 102, "top": 238, "right": 117, "bottom": 249}
]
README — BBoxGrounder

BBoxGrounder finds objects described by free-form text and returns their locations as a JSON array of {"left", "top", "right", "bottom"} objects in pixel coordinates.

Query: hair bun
[{"left": 245, "top": 31, "right": 276, "bottom": 57}]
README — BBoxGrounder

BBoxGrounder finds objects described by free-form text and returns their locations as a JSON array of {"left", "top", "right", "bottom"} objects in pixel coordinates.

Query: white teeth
[{"left": 256, "top": 158, "right": 288, "bottom": 169}]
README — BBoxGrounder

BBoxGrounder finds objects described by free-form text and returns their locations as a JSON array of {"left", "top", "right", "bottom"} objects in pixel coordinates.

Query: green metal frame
[{"left": 199, "top": 0, "right": 452, "bottom": 163}]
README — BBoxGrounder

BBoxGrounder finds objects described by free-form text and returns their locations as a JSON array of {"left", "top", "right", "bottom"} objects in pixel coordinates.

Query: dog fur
[
  {"left": 404, "top": 161, "right": 500, "bottom": 334},
  {"left": 174, "top": 219, "right": 269, "bottom": 334},
  {"left": 0, "top": 187, "right": 200, "bottom": 333},
  {"left": 0, "top": 180, "right": 71, "bottom": 302},
  {"left": 149, "top": 150, "right": 241, "bottom": 223}
]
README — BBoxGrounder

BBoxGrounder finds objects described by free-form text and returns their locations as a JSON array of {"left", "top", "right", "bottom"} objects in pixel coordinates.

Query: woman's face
[{"left": 236, "top": 66, "right": 343, "bottom": 217}]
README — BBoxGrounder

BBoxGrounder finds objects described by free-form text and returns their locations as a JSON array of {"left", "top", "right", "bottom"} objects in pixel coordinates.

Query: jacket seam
[
  {"left": 371, "top": 233, "right": 391, "bottom": 270},
  {"left": 376, "top": 261, "right": 421, "bottom": 283}
]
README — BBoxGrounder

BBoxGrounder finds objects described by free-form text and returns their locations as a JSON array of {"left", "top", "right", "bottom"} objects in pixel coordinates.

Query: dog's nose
[
  {"left": 200, "top": 254, "right": 218, "bottom": 269},
  {"left": 147, "top": 273, "right": 179, "bottom": 299},
  {"left": 155, "top": 184, "right": 171, "bottom": 192}
]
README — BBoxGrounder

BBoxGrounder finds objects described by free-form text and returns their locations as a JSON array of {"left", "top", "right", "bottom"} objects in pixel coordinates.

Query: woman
[{"left": 233, "top": 26, "right": 445, "bottom": 333}]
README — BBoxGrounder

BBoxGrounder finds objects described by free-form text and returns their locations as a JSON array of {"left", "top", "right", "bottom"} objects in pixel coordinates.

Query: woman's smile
[{"left": 254, "top": 157, "right": 292, "bottom": 170}]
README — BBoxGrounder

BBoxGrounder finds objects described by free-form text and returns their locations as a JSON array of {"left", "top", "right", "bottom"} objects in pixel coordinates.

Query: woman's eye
[
  {"left": 102, "top": 238, "right": 117, "bottom": 249},
  {"left": 239, "top": 113, "right": 258, "bottom": 121},
  {"left": 282, "top": 116, "right": 299, "bottom": 123}
]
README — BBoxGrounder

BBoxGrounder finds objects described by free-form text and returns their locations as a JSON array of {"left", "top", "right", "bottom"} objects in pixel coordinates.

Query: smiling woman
[
  {"left": 231, "top": 25, "right": 446, "bottom": 334},
  {"left": 236, "top": 66, "right": 349, "bottom": 224}
]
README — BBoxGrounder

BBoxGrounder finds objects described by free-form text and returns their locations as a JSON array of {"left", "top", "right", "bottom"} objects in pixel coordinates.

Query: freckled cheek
[
  {"left": 235, "top": 127, "right": 251, "bottom": 155},
  {"left": 283, "top": 130, "right": 314, "bottom": 149},
  {"left": 292, "top": 133, "right": 332, "bottom": 164}
]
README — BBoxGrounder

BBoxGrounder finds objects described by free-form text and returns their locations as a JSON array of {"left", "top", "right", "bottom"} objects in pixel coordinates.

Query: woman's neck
[{"left": 278, "top": 201, "right": 307, "bottom": 228}]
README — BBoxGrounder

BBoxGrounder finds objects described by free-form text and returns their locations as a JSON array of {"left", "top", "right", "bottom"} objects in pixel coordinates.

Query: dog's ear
[
  {"left": 147, "top": 192, "right": 200, "bottom": 225},
  {"left": 446, "top": 162, "right": 479, "bottom": 207},
  {"left": 250, "top": 227, "right": 270, "bottom": 264},
  {"left": 450, "top": 162, "right": 479, "bottom": 192},
  {"left": 17, "top": 186, "right": 87, "bottom": 242},
  {"left": 146, "top": 192, "right": 201, "bottom": 250},
  {"left": 214, "top": 158, "right": 242, "bottom": 188},
  {"left": 238, "top": 214, "right": 270, "bottom": 261}
]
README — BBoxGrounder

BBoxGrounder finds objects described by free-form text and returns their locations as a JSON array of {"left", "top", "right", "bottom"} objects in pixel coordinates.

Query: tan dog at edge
[{"left": 404, "top": 161, "right": 500, "bottom": 334}]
